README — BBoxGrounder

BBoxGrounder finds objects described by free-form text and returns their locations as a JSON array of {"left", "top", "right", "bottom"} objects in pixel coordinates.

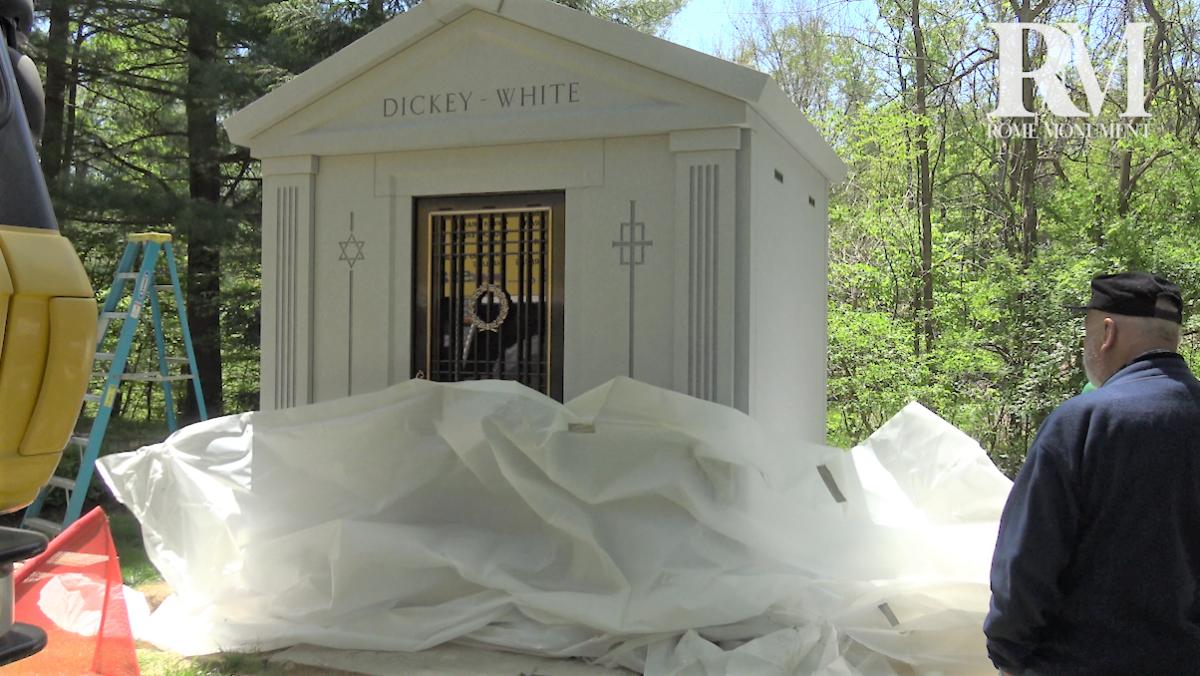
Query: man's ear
[{"left": 1100, "top": 317, "right": 1118, "bottom": 352}]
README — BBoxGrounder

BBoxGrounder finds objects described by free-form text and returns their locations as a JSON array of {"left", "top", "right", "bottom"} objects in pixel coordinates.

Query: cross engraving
[{"left": 612, "top": 200, "right": 653, "bottom": 377}]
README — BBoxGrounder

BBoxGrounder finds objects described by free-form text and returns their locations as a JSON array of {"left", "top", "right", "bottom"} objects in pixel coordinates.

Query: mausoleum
[{"left": 224, "top": 0, "right": 846, "bottom": 443}]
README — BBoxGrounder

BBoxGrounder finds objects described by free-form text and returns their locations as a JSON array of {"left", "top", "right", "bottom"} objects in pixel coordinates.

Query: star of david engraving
[{"left": 338, "top": 233, "right": 366, "bottom": 268}]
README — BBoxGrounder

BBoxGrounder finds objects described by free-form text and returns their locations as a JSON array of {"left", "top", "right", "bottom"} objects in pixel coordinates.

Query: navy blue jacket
[{"left": 985, "top": 352, "right": 1200, "bottom": 674}]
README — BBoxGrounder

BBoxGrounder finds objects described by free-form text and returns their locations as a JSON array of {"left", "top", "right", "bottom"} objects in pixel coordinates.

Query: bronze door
[{"left": 413, "top": 192, "right": 565, "bottom": 400}]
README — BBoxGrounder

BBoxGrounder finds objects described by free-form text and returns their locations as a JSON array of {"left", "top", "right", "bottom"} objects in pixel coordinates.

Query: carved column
[
  {"left": 670, "top": 129, "right": 739, "bottom": 406},
  {"left": 260, "top": 155, "right": 318, "bottom": 410}
]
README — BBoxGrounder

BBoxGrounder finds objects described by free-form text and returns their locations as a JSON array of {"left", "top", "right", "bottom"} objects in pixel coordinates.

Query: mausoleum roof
[{"left": 224, "top": 0, "right": 847, "bottom": 183}]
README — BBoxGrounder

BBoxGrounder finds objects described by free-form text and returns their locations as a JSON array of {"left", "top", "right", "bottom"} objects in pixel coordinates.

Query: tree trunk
[
  {"left": 909, "top": 0, "right": 934, "bottom": 354},
  {"left": 1118, "top": 0, "right": 1165, "bottom": 215},
  {"left": 184, "top": 1, "right": 224, "bottom": 418},
  {"left": 367, "top": 0, "right": 385, "bottom": 24},
  {"left": 1016, "top": 0, "right": 1043, "bottom": 265},
  {"left": 61, "top": 19, "right": 85, "bottom": 181},
  {"left": 40, "top": 0, "right": 71, "bottom": 184}
]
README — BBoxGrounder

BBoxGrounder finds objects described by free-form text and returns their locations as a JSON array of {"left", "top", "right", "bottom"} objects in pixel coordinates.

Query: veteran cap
[{"left": 1068, "top": 272, "right": 1183, "bottom": 324}]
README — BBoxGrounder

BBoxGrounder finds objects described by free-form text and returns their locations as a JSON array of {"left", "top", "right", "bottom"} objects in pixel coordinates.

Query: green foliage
[
  {"left": 259, "top": 0, "right": 420, "bottom": 71},
  {"left": 736, "top": 0, "right": 1200, "bottom": 475},
  {"left": 556, "top": 0, "right": 686, "bottom": 34}
]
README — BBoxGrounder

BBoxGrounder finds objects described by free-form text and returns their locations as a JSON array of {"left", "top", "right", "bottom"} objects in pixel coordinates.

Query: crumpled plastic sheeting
[{"left": 97, "top": 377, "right": 1012, "bottom": 675}]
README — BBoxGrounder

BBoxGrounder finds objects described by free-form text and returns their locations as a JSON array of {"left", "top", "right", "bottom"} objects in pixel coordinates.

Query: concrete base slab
[{"left": 269, "top": 643, "right": 634, "bottom": 676}]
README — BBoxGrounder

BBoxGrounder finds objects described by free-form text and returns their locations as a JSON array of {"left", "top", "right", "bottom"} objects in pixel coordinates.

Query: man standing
[{"left": 985, "top": 272, "right": 1200, "bottom": 675}]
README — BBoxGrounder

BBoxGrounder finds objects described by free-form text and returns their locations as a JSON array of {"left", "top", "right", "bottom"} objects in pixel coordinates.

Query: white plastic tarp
[{"left": 97, "top": 377, "right": 1012, "bottom": 674}]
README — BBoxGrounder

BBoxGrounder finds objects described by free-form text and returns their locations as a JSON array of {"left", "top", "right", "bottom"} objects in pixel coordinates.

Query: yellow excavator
[{"left": 0, "top": 0, "right": 97, "bottom": 663}]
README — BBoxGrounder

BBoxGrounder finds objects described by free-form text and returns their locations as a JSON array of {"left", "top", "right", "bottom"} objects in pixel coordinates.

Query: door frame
[{"left": 412, "top": 191, "right": 566, "bottom": 400}]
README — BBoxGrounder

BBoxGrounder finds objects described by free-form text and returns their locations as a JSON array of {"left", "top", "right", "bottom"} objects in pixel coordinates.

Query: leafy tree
[{"left": 736, "top": 0, "right": 1200, "bottom": 470}]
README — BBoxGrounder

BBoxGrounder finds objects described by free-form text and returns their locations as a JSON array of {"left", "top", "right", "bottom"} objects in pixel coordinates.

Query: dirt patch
[{"left": 134, "top": 579, "right": 173, "bottom": 610}]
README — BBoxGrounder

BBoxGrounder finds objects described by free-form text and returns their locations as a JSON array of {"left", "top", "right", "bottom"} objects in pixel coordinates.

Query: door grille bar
[{"left": 426, "top": 207, "right": 552, "bottom": 394}]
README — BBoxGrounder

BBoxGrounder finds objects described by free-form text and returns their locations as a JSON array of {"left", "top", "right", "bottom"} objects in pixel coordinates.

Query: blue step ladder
[{"left": 22, "top": 233, "right": 207, "bottom": 534}]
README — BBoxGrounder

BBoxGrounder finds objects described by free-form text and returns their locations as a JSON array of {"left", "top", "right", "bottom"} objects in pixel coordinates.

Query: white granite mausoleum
[{"left": 224, "top": 0, "right": 846, "bottom": 443}]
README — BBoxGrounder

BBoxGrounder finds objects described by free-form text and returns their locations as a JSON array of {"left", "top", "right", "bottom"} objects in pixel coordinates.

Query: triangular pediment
[
  {"left": 250, "top": 10, "right": 745, "bottom": 154},
  {"left": 225, "top": 0, "right": 846, "bottom": 182}
]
